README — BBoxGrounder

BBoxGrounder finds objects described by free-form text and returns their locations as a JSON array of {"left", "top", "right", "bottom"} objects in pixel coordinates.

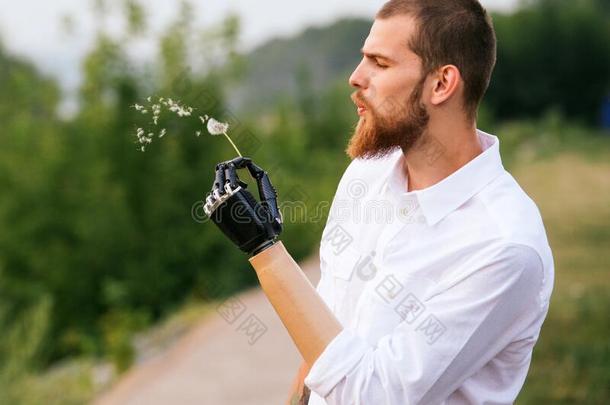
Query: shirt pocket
[{"left": 320, "top": 243, "right": 362, "bottom": 316}]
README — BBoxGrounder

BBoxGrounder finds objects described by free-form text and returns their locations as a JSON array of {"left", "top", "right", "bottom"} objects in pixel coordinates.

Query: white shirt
[{"left": 305, "top": 130, "right": 554, "bottom": 405}]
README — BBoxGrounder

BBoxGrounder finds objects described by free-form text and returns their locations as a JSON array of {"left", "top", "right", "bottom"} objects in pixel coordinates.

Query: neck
[{"left": 402, "top": 119, "right": 482, "bottom": 192}]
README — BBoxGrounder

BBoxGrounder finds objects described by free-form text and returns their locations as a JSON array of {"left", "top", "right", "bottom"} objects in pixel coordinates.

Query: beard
[{"left": 346, "top": 76, "right": 430, "bottom": 160}]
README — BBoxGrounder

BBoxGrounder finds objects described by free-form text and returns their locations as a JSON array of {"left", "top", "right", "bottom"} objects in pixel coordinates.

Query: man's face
[{"left": 347, "top": 15, "right": 430, "bottom": 160}]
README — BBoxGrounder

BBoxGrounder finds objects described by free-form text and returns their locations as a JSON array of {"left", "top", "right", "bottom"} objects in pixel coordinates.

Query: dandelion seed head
[{"left": 207, "top": 118, "right": 229, "bottom": 136}]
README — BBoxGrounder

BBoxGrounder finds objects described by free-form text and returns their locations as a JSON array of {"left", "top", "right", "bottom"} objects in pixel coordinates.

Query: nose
[{"left": 349, "top": 60, "right": 368, "bottom": 89}]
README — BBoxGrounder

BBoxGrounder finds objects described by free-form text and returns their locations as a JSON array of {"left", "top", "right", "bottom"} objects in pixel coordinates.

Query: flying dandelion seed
[{"left": 131, "top": 96, "right": 243, "bottom": 156}]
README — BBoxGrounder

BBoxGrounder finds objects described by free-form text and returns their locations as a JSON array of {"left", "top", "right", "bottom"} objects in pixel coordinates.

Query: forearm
[
  {"left": 248, "top": 241, "right": 343, "bottom": 366},
  {"left": 286, "top": 361, "right": 311, "bottom": 405}
]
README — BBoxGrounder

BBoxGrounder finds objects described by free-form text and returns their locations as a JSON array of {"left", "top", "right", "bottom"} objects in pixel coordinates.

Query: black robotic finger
[
  {"left": 213, "top": 163, "right": 227, "bottom": 197},
  {"left": 225, "top": 162, "right": 239, "bottom": 189},
  {"left": 226, "top": 156, "right": 252, "bottom": 170},
  {"left": 224, "top": 161, "right": 249, "bottom": 191}
]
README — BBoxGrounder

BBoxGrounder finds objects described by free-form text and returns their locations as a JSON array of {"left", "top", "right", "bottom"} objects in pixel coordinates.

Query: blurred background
[{"left": 0, "top": 0, "right": 608, "bottom": 403}]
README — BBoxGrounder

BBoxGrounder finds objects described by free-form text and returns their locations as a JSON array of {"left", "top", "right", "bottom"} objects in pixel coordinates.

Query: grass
[
  {"left": 0, "top": 300, "right": 215, "bottom": 405},
  {"left": 510, "top": 143, "right": 610, "bottom": 403}
]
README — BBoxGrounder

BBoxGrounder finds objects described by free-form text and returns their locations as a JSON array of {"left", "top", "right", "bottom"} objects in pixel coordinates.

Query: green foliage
[
  {"left": 0, "top": 295, "right": 53, "bottom": 403},
  {"left": 101, "top": 309, "right": 149, "bottom": 372},
  {"left": 123, "top": 0, "right": 147, "bottom": 37},
  {"left": 0, "top": 2, "right": 257, "bottom": 372},
  {"left": 487, "top": 0, "right": 610, "bottom": 125}
]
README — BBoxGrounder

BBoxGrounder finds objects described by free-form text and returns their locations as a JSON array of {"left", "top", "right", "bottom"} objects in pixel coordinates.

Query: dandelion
[
  {"left": 206, "top": 118, "right": 229, "bottom": 135},
  {"left": 206, "top": 118, "right": 242, "bottom": 157},
  {"left": 131, "top": 96, "right": 243, "bottom": 157}
]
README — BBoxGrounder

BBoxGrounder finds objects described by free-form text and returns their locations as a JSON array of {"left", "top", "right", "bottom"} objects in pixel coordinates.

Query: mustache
[{"left": 351, "top": 91, "right": 373, "bottom": 110}]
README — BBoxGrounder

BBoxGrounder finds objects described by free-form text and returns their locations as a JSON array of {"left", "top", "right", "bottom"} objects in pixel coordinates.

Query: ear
[{"left": 429, "top": 65, "right": 461, "bottom": 106}]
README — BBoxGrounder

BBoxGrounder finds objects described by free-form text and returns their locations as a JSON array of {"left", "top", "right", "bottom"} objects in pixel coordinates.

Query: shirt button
[{"left": 397, "top": 200, "right": 419, "bottom": 224}]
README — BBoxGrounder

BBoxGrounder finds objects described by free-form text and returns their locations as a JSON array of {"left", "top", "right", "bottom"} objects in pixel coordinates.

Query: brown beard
[{"left": 346, "top": 75, "right": 430, "bottom": 160}]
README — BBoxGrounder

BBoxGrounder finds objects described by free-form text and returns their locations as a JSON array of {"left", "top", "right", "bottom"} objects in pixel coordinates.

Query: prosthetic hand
[
  {"left": 204, "top": 158, "right": 342, "bottom": 367},
  {"left": 203, "top": 157, "right": 283, "bottom": 256}
]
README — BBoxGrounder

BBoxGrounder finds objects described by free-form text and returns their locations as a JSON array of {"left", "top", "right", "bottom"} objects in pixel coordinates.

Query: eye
[{"left": 375, "top": 59, "right": 389, "bottom": 69}]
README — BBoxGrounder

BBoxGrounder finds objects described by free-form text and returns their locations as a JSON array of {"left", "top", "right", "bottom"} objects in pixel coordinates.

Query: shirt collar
[{"left": 381, "top": 130, "right": 505, "bottom": 226}]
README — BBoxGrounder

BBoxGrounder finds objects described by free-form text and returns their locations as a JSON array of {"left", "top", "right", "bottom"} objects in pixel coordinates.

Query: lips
[
  {"left": 351, "top": 92, "right": 369, "bottom": 116},
  {"left": 355, "top": 101, "right": 367, "bottom": 116}
]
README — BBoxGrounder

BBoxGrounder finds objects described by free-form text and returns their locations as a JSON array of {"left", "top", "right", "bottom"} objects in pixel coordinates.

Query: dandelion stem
[{"left": 223, "top": 132, "right": 242, "bottom": 157}]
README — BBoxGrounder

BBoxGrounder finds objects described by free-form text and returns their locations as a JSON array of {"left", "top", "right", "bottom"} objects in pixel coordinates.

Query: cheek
[{"left": 371, "top": 73, "right": 416, "bottom": 111}]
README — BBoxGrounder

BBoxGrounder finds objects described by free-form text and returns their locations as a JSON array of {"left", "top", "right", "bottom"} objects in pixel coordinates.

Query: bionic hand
[
  {"left": 203, "top": 157, "right": 283, "bottom": 256},
  {"left": 203, "top": 157, "right": 342, "bottom": 367}
]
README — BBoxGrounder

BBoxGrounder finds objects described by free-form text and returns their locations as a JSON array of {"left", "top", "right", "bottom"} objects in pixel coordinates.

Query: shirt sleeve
[{"left": 304, "top": 243, "right": 545, "bottom": 405}]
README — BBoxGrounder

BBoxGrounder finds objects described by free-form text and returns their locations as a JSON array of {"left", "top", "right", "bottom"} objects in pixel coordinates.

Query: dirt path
[{"left": 94, "top": 253, "right": 321, "bottom": 405}]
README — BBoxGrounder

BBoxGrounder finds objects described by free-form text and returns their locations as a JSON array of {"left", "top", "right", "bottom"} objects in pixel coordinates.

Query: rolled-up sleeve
[{"left": 304, "top": 243, "right": 545, "bottom": 404}]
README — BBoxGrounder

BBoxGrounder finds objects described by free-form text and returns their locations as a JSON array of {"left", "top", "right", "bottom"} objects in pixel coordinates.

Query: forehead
[{"left": 362, "top": 15, "right": 418, "bottom": 62}]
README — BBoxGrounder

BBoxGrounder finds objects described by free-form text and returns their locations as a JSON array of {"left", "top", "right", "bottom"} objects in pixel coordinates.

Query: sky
[{"left": 0, "top": 0, "right": 519, "bottom": 112}]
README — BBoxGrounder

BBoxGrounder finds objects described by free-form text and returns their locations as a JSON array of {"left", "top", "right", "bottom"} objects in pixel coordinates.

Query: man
[{"left": 204, "top": 0, "right": 554, "bottom": 404}]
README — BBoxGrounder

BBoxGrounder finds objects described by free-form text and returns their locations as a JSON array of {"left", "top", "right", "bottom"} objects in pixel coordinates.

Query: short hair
[{"left": 377, "top": 0, "right": 497, "bottom": 119}]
